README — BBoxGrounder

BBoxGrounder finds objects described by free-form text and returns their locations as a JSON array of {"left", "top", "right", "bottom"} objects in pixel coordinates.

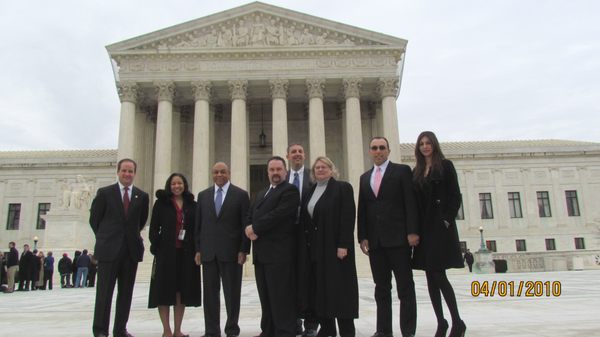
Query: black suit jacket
[
  {"left": 195, "top": 183, "right": 251, "bottom": 262},
  {"left": 357, "top": 162, "right": 419, "bottom": 250},
  {"left": 247, "top": 181, "right": 299, "bottom": 264},
  {"left": 89, "top": 183, "right": 150, "bottom": 262}
]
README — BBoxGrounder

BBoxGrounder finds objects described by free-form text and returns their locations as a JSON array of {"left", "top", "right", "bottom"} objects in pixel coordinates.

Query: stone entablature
[{"left": 113, "top": 54, "right": 400, "bottom": 82}]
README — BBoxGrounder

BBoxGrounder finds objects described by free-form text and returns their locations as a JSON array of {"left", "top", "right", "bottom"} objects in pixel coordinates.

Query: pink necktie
[{"left": 374, "top": 167, "right": 382, "bottom": 197}]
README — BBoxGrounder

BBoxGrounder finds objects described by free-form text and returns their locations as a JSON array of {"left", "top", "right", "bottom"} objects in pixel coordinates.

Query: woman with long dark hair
[
  {"left": 149, "top": 173, "right": 201, "bottom": 337},
  {"left": 412, "top": 131, "right": 466, "bottom": 337}
]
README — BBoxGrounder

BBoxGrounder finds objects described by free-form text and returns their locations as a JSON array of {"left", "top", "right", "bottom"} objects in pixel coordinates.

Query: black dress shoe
[
  {"left": 371, "top": 332, "right": 393, "bottom": 337},
  {"left": 226, "top": 335, "right": 239, "bottom": 337},
  {"left": 435, "top": 319, "right": 449, "bottom": 337},
  {"left": 114, "top": 331, "right": 135, "bottom": 337},
  {"left": 448, "top": 320, "right": 466, "bottom": 337},
  {"left": 302, "top": 329, "right": 317, "bottom": 337}
]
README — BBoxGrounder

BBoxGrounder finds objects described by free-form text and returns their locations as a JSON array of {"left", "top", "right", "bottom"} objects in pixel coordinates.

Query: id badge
[{"left": 178, "top": 229, "right": 186, "bottom": 240}]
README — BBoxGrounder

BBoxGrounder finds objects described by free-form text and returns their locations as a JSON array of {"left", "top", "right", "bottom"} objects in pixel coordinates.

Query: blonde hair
[{"left": 310, "top": 156, "right": 339, "bottom": 181}]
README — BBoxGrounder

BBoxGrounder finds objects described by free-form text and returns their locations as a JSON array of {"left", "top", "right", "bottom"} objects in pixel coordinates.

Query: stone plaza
[{"left": 1, "top": 270, "right": 599, "bottom": 337}]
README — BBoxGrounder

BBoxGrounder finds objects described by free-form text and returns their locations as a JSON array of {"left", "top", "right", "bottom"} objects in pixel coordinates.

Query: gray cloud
[{"left": 0, "top": 0, "right": 598, "bottom": 150}]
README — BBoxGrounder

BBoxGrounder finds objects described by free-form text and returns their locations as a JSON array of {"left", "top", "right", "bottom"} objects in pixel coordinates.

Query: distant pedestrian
[
  {"left": 36, "top": 251, "right": 45, "bottom": 290},
  {"left": 464, "top": 249, "right": 474, "bottom": 273},
  {"left": 6, "top": 242, "right": 19, "bottom": 293},
  {"left": 87, "top": 255, "right": 97, "bottom": 287},
  {"left": 72, "top": 250, "right": 81, "bottom": 287},
  {"left": 18, "top": 244, "right": 34, "bottom": 291},
  {"left": 58, "top": 253, "right": 73, "bottom": 288},
  {"left": 75, "top": 249, "right": 91, "bottom": 288},
  {"left": 43, "top": 251, "right": 55, "bottom": 290}
]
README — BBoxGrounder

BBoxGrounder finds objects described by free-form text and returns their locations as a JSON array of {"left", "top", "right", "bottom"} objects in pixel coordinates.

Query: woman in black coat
[
  {"left": 149, "top": 173, "right": 201, "bottom": 337},
  {"left": 412, "top": 131, "right": 466, "bottom": 337},
  {"left": 300, "top": 156, "right": 358, "bottom": 337}
]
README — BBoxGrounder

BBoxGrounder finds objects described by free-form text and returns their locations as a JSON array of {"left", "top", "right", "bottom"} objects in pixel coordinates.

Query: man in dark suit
[
  {"left": 286, "top": 144, "right": 317, "bottom": 337},
  {"left": 17, "top": 244, "right": 33, "bottom": 291},
  {"left": 357, "top": 137, "right": 420, "bottom": 337},
  {"left": 245, "top": 156, "right": 300, "bottom": 337},
  {"left": 286, "top": 144, "right": 311, "bottom": 200},
  {"left": 89, "top": 158, "right": 149, "bottom": 337},
  {"left": 195, "top": 162, "right": 250, "bottom": 337}
]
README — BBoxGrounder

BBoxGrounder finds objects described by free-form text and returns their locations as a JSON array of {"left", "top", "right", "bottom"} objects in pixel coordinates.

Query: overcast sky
[{"left": 0, "top": 0, "right": 598, "bottom": 151}]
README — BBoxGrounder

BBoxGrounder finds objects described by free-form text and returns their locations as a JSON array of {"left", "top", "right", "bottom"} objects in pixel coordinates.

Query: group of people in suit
[{"left": 88, "top": 131, "right": 466, "bottom": 337}]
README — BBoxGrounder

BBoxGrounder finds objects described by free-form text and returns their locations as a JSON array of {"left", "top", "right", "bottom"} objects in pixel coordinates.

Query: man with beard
[{"left": 246, "top": 156, "right": 299, "bottom": 337}]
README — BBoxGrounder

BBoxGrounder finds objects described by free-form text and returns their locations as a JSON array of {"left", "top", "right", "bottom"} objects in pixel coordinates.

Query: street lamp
[
  {"left": 33, "top": 236, "right": 39, "bottom": 250},
  {"left": 478, "top": 226, "right": 488, "bottom": 252}
]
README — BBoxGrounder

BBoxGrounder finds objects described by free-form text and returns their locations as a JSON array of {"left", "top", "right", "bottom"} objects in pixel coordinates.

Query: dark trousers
[
  {"left": 92, "top": 244, "right": 138, "bottom": 337},
  {"left": 368, "top": 246, "right": 416, "bottom": 337},
  {"left": 203, "top": 259, "right": 243, "bottom": 336},
  {"left": 61, "top": 273, "right": 72, "bottom": 287},
  {"left": 318, "top": 318, "right": 355, "bottom": 337},
  {"left": 255, "top": 262, "right": 296, "bottom": 337},
  {"left": 43, "top": 270, "right": 53, "bottom": 290},
  {"left": 18, "top": 279, "right": 30, "bottom": 291}
]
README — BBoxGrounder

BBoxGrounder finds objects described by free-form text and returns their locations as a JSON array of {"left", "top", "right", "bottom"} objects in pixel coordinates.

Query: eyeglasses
[{"left": 370, "top": 145, "right": 387, "bottom": 151}]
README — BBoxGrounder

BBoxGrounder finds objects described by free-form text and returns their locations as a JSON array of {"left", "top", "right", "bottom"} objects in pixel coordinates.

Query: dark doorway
[{"left": 250, "top": 164, "right": 269, "bottom": 203}]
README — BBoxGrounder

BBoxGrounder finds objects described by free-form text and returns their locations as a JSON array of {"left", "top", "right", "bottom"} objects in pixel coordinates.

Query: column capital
[
  {"left": 269, "top": 79, "right": 289, "bottom": 99},
  {"left": 154, "top": 80, "right": 176, "bottom": 102},
  {"left": 306, "top": 78, "right": 326, "bottom": 99},
  {"left": 116, "top": 81, "right": 139, "bottom": 103},
  {"left": 377, "top": 77, "right": 400, "bottom": 98},
  {"left": 343, "top": 77, "right": 362, "bottom": 99},
  {"left": 191, "top": 80, "right": 212, "bottom": 102},
  {"left": 228, "top": 80, "right": 248, "bottom": 100}
]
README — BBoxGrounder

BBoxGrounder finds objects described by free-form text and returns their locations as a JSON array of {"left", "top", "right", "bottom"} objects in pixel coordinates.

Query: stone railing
[{"left": 492, "top": 250, "right": 600, "bottom": 273}]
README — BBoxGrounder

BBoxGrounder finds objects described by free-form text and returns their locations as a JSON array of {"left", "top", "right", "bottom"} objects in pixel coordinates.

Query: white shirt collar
[{"left": 214, "top": 181, "right": 231, "bottom": 194}]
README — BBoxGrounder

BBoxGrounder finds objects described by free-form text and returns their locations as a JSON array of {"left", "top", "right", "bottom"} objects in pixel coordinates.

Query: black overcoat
[
  {"left": 299, "top": 178, "right": 358, "bottom": 319},
  {"left": 412, "top": 159, "right": 464, "bottom": 271},
  {"left": 148, "top": 190, "right": 201, "bottom": 308}
]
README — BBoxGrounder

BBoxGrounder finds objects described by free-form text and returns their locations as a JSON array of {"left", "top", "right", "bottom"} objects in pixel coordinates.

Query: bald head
[{"left": 212, "top": 162, "right": 230, "bottom": 187}]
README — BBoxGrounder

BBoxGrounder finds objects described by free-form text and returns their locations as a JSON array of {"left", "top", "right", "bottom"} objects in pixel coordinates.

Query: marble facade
[{"left": 1, "top": 3, "right": 600, "bottom": 276}]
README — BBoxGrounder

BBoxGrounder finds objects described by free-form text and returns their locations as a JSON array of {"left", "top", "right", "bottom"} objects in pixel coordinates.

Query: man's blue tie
[
  {"left": 293, "top": 172, "right": 300, "bottom": 190},
  {"left": 215, "top": 187, "right": 223, "bottom": 216}
]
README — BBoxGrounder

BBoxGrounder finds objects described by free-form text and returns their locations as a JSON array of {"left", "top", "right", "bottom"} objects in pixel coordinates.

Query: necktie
[
  {"left": 123, "top": 186, "right": 130, "bottom": 215},
  {"left": 215, "top": 188, "right": 223, "bottom": 216},
  {"left": 264, "top": 186, "right": 273, "bottom": 198},
  {"left": 293, "top": 172, "right": 300, "bottom": 189},
  {"left": 373, "top": 167, "right": 382, "bottom": 197}
]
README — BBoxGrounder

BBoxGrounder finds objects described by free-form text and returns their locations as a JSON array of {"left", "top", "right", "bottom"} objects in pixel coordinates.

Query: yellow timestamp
[{"left": 471, "top": 280, "right": 561, "bottom": 297}]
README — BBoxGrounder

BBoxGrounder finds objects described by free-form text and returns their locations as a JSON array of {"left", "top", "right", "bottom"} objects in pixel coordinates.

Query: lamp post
[
  {"left": 33, "top": 236, "right": 39, "bottom": 250},
  {"left": 478, "top": 226, "right": 488, "bottom": 252}
]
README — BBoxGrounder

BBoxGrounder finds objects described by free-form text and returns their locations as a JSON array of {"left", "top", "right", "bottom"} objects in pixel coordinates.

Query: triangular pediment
[{"left": 107, "top": 2, "right": 406, "bottom": 54}]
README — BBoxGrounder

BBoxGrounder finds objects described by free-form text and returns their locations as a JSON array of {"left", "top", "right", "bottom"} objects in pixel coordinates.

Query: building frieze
[{"left": 114, "top": 52, "right": 398, "bottom": 77}]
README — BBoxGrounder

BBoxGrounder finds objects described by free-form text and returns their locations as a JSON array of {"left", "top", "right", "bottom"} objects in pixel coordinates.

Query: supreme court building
[
  {"left": 2, "top": 2, "right": 600, "bottom": 276},
  {"left": 107, "top": 1, "right": 406, "bottom": 198}
]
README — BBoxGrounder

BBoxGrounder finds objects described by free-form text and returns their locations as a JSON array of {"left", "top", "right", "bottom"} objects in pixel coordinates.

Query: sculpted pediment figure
[{"left": 107, "top": 2, "right": 407, "bottom": 53}]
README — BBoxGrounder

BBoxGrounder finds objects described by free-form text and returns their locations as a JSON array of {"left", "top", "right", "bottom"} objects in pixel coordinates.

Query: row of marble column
[{"left": 116, "top": 77, "right": 401, "bottom": 194}]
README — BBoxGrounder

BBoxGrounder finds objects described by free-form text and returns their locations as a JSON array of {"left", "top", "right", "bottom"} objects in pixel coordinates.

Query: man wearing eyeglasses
[{"left": 357, "top": 137, "right": 419, "bottom": 337}]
